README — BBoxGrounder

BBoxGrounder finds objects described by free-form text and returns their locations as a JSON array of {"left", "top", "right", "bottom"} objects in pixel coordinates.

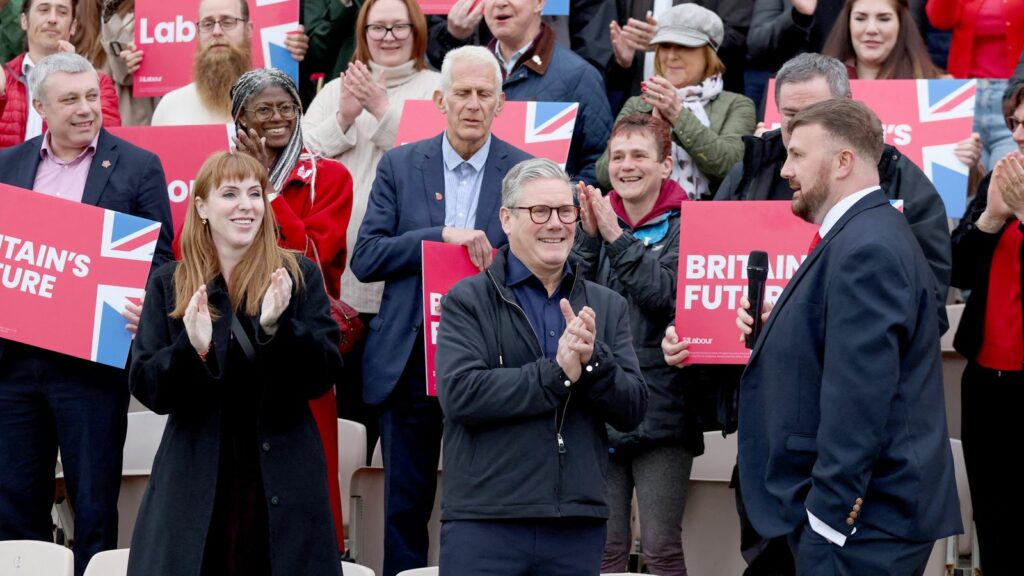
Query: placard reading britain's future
[{"left": 0, "top": 183, "right": 160, "bottom": 368}]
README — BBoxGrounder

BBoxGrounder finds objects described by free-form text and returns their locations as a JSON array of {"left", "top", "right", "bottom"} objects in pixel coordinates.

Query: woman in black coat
[{"left": 127, "top": 151, "right": 344, "bottom": 576}]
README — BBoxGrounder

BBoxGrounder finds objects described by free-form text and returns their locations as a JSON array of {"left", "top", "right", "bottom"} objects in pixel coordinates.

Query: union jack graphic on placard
[
  {"left": 0, "top": 183, "right": 159, "bottom": 369},
  {"left": 764, "top": 79, "right": 976, "bottom": 217},
  {"left": 395, "top": 100, "right": 578, "bottom": 166}
]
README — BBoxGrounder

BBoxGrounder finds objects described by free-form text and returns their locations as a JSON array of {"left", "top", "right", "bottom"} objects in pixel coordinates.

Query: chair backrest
[
  {"left": 689, "top": 432, "right": 736, "bottom": 482},
  {"left": 338, "top": 418, "right": 368, "bottom": 528},
  {"left": 949, "top": 438, "right": 973, "bottom": 556},
  {"left": 940, "top": 304, "right": 964, "bottom": 353},
  {"left": 396, "top": 568, "right": 439, "bottom": 576},
  {"left": 349, "top": 467, "right": 442, "bottom": 576},
  {"left": 0, "top": 540, "right": 74, "bottom": 576},
  {"left": 122, "top": 411, "right": 168, "bottom": 474},
  {"left": 82, "top": 549, "right": 129, "bottom": 576},
  {"left": 340, "top": 561, "right": 375, "bottom": 576}
]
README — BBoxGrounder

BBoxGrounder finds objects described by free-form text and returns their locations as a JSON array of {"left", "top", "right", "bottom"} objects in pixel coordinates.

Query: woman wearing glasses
[
  {"left": 303, "top": 0, "right": 438, "bottom": 320},
  {"left": 231, "top": 67, "right": 354, "bottom": 554},
  {"left": 575, "top": 114, "right": 694, "bottom": 576},
  {"left": 949, "top": 80, "right": 1024, "bottom": 576},
  {"left": 302, "top": 0, "right": 439, "bottom": 459},
  {"left": 127, "top": 151, "right": 344, "bottom": 576}
]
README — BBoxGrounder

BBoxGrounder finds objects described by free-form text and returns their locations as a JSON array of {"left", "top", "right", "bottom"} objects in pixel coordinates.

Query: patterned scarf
[
  {"left": 670, "top": 73, "right": 723, "bottom": 200},
  {"left": 102, "top": 0, "right": 125, "bottom": 23}
]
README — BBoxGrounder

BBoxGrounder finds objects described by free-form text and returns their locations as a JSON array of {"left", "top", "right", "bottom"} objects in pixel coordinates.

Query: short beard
[
  {"left": 193, "top": 39, "right": 252, "bottom": 116},
  {"left": 790, "top": 164, "right": 831, "bottom": 224}
]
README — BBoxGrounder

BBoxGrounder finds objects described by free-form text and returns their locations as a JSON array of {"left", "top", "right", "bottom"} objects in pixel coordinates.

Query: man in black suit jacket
[
  {"left": 736, "top": 99, "right": 961, "bottom": 575},
  {"left": 0, "top": 53, "right": 172, "bottom": 576},
  {"left": 350, "top": 45, "right": 531, "bottom": 576}
]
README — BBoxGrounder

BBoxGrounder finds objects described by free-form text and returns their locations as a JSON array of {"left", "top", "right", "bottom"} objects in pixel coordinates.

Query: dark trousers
[
  {"left": 787, "top": 522, "right": 933, "bottom": 576},
  {"left": 439, "top": 518, "right": 606, "bottom": 576},
  {"left": 962, "top": 361, "right": 1023, "bottom": 576},
  {"left": 0, "top": 344, "right": 128, "bottom": 576},
  {"left": 379, "top": 345, "right": 443, "bottom": 576}
]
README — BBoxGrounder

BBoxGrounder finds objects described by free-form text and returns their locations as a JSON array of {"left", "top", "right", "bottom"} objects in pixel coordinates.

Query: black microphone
[{"left": 745, "top": 251, "right": 768, "bottom": 350}]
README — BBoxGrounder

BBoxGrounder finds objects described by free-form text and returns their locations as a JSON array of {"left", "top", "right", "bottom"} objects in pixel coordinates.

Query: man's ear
[{"left": 433, "top": 89, "right": 446, "bottom": 113}]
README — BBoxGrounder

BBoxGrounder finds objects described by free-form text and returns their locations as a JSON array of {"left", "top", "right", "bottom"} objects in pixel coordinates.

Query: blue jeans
[{"left": 974, "top": 79, "right": 1018, "bottom": 171}]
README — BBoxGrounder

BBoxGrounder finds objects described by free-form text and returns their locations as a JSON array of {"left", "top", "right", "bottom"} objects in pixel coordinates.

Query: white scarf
[{"left": 670, "top": 74, "right": 723, "bottom": 200}]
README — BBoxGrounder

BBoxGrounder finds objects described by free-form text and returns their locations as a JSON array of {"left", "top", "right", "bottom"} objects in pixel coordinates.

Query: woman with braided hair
[{"left": 230, "top": 67, "right": 353, "bottom": 554}]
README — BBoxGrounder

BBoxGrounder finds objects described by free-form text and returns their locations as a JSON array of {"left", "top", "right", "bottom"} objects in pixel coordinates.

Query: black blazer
[{"left": 0, "top": 128, "right": 174, "bottom": 364}]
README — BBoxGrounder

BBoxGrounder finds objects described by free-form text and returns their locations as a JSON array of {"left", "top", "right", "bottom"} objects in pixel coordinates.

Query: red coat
[
  {"left": 0, "top": 52, "right": 122, "bottom": 149},
  {"left": 927, "top": 0, "right": 1024, "bottom": 79},
  {"left": 272, "top": 152, "right": 354, "bottom": 300}
]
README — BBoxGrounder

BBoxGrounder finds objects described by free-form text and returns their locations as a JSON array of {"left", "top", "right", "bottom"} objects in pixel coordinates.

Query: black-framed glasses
[
  {"left": 365, "top": 22, "right": 413, "bottom": 41},
  {"left": 1007, "top": 115, "right": 1024, "bottom": 132},
  {"left": 512, "top": 205, "right": 580, "bottom": 224},
  {"left": 245, "top": 104, "right": 299, "bottom": 121},
  {"left": 198, "top": 16, "right": 247, "bottom": 32}
]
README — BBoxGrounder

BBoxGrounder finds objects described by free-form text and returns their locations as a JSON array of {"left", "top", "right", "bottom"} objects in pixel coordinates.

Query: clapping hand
[
  {"left": 641, "top": 75, "right": 682, "bottom": 125},
  {"left": 995, "top": 152, "right": 1024, "bottom": 220},
  {"left": 342, "top": 61, "right": 389, "bottom": 119},
  {"left": 184, "top": 285, "right": 213, "bottom": 355},
  {"left": 577, "top": 182, "right": 622, "bottom": 243},
  {"left": 556, "top": 300, "right": 596, "bottom": 383},
  {"left": 259, "top": 268, "right": 294, "bottom": 335},
  {"left": 233, "top": 128, "right": 274, "bottom": 175}
]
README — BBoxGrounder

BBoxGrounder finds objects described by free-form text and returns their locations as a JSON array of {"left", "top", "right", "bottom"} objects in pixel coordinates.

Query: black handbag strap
[{"left": 231, "top": 315, "right": 257, "bottom": 363}]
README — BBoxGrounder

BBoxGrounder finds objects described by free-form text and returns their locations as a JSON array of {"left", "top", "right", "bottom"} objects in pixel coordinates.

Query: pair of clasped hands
[
  {"left": 661, "top": 296, "right": 774, "bottom": 367},
  {"left": 183, "top": 268, "right": 294, "bottom": 356}
]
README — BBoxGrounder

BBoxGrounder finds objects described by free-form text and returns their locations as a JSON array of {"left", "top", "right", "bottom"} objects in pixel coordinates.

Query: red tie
[{"left": 808, "top": 232, "right": 822, "bottom": 255}]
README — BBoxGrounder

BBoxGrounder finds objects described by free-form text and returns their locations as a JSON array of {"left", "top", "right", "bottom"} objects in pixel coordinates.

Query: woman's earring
[{"left": 201, "top": 217, "right": 208, "bottom": 226}]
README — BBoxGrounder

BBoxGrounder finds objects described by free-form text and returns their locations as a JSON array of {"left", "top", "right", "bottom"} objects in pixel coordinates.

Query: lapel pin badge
[
  {"left": 532, "top": 55, "right": 542, "bottom": 66},
  {"left": 101, "top": 160, "right": 111, "bottom": 169},
  {"left": 435, "top": 192, "right": 443, "bottom": 201}
]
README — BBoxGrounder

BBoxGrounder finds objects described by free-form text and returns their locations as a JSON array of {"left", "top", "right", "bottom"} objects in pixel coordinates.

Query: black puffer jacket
[
  {"left": 572, "top": 207, "right": 704, "bottom": 456},
  {"left": 435, "top": 246, "right": 648, "bottom": 521}
]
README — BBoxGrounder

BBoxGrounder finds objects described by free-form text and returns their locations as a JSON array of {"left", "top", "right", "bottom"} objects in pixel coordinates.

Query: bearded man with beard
[{"left": 150, "top": 0, "right": 307, "bottom": 125}]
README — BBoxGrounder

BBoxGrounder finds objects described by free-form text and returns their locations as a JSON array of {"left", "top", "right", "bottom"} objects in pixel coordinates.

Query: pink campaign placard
[
  {"left": 134, "top": 0, "right": 299, "bottom": 98},
  {"left": 0, "top": 183, "right": 160, "bottom": 368},
  {"left": 675, "top": 201, "right": 817, "bottom": 364},
  {"left": 764, "top": 79, "right": 975, "bottom": 217},
  {"left": 395, "top": 100, "right": 577, "bottom": 165},
  {"left": 109, "top": 124, "right": 233, "bottom": 235},
  {"left": 422, "top": 240, "right": 490, "bottom": 396}
]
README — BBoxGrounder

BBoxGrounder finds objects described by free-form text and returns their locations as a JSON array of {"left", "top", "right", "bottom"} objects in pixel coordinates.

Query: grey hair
[
  {"left": 501, "top": 158, "right": 572, "bottom": 209},
  {"left": 28, "top": 53, "right": 98, "bottom": 104},
  {"left": 774, "top": 53, "right": 851, "bottom": 104},
  {"left": 440, "top": 45, "right": 502, "bottom": 95},
  {"left": 230, "top": 67, "right": 304, "bottom": 194}
]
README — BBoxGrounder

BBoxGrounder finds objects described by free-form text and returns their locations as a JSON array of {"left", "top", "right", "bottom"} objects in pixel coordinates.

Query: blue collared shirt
[
  {"left": 506, "top": 251, "right": 575, "bottom": 359},
  {"left": 441, "top": 132, "right": 491, "bottom": 229}
]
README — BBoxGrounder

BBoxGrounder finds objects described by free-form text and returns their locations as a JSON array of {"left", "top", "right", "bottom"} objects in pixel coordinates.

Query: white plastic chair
[
  {"left": 340, "top": 561, "right": 375, "bottom": 576},
  {"left": 338, "top": 418, "right": 368, "bottom": 530},
  {"left": 680, "top": 432, "right": 746, "bottom": 576},
  {"left": 82, "top": 549, "right": 129, "bottom": 576},
  {"left": 396, "top": 568, "right": 438, "bottom": 576},
  {"left": 0, "top": 540, "right": 74, "bottom": 576},
  {"left": 117, "top": 411, "right": 168, "bottom": 547}
]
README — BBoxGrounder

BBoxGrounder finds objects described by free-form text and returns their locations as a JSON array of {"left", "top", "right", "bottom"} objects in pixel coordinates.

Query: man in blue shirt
[
  {"left": 351, "top": 45, "right": 532, "bottom": 576},
  {"left": 434, "top": 158, "right": 648, "bottom": 575}
]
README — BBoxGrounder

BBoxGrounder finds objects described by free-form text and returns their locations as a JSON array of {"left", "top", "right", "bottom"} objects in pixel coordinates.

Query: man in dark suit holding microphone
[{"left": 728, "top": 98, "right": 961, "bottom": 574}]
